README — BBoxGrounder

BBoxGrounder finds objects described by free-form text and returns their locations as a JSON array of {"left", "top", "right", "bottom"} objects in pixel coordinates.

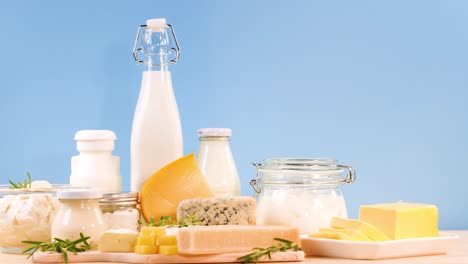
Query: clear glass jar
[
  {"left": 100, "top": 192, "right": 140, "bottom": 231},
  {"left": 51, "top": 190, "right": 106, "bottom": 249},
  {"left": 251, "top": 158, "right": 355, "bottom": 234}
]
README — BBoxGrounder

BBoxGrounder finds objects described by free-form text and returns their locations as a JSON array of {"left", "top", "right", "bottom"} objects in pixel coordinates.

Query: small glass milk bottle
[{"left": 196, "top": 128, "right": 241, "bottom": 197}]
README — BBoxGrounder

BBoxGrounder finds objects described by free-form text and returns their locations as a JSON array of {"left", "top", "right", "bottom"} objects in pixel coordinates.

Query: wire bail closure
[
  {"left": 132, "top": 24, "right": 181, "bottom": 65},
  {"left": 250, "top": 162, "right": 262, "bottom": 196}
]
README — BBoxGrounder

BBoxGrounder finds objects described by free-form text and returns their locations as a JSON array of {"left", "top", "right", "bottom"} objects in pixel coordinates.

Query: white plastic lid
[
  {"left": 197, "top": 128, "right": 232, "bottom": 137},
  {"left": 57, "top": 189, "right": 103, "bottom": 199},
  {"left": 74, "top": 130, "right": 117, "bottom": 152},
  {"left": 146, "top": 18, "right": 167, "bottom": 30}
]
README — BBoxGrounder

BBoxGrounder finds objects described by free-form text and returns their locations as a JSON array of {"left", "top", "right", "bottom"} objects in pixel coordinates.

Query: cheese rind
[
  {"left": 177, "top": 225, "right": 300, "bottom": 255},
  {"left": 359, "top": 202, "right": 439, "bottom": 240},
  {"left": 330, "top": 217, "right": 391, "bottom": 242},
  {"left": 176, "top": 197, "right": 256, "bottom": 225},
  {"left": 98, "top": 229, "right": 139, "bottom": 253}
]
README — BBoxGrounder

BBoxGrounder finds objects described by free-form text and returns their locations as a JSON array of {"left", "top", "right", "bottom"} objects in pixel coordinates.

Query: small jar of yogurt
[{"left": 251, "top": 158, "right": 355, "bottom": 234}]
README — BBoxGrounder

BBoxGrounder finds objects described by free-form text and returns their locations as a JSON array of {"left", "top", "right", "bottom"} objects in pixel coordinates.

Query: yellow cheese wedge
[
  {"left": 98, "top": 229, "right": 138, "bottom": 253},
  {"left": 309, "top": 232, "right": 354, "bottom": 240},
  {"left": 137, "top": 236, "right": 156, "bottom": 246},
  {"left": 318, "top": 228, "right": 372, "bottom": 241},
  {"left": 331, "top": 217, "right": 391, "bottom": 241},
  {"left": 159, "top": 235, "right": 177, "bottom": 245},
  {"left": 159, "top": 245, "right": 178, "bottom": 255},
  {"left": 134, "top": 245, "right": 158, "bottom": 254},
  {"left": 359, "top": 202, "right": 439, "bottom": 240},
  {"left": 177, "top": 225, "right": 300, "bottom": 255},
  {"left": 140, "top": 154, "right": 214, "bottom": 222},
  {"left": 140, "top": 226, "right": 166, "bottom": 238}
]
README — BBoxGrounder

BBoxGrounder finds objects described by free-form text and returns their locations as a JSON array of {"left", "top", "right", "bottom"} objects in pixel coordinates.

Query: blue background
[{"left": 1, "top": 1, "right": 467, "bottom": 229}]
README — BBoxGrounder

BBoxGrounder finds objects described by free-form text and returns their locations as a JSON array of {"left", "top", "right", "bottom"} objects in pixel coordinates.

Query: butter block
[
  {"left": 159, "top": 235, "right": 177, "bottom": 245},
  {"left": 159, "top": 245, "right": 178, "bottom": 255},
  {"left": 331, "top": 217, "right": 391, "bottom": 242},
  {"left": 98, "top": 229, "right": 138, "bottom": 253},
  {"left": 359, "top": 202, "right": 439, "bottom": 240},
  {"left": 177, "top": 196, "right": 256, "bottom": 225},
  {"left": 134, "top": 245, "right": 158, "bottom": 254},
  {"left": 177, "top": 225, "right": 300, "bottom": 255},
  {"left": 318, "top": 228, "right": 372, "bottom": 241},
  {"left": 309, "top": 232, "right": 354, "bottom": 240}
]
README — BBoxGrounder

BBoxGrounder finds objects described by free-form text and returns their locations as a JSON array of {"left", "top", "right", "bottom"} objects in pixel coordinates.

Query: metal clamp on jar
[{"left": 251, "top": 158, "right": 355, "bottom": 234}]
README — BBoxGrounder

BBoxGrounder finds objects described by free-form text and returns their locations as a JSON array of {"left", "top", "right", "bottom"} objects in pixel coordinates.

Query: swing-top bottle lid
[{"left": 146, "top": 18, "right": 168, "bottom": 30}]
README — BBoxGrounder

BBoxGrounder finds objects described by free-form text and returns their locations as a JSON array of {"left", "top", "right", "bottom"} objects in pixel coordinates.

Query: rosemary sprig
[
  {"left": 22, "top": 233, "right": 91, "bottom": 264},
  {"left": 237, "top": 238, "right": 302, "bottom": 264},
  {"left": 8, "top": 172, "right": 32, "bottom": 189}
]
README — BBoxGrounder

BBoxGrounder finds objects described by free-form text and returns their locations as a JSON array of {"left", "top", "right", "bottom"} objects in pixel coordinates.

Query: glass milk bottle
[
  {"left": 196, "top": 128, "right": 241, "bottom": 196},
  {"left": 130, "top": 18, "right": 183, "bottom": 192},
  {"left": 70, "top": 130, "right": 121, "bottom": 193}
]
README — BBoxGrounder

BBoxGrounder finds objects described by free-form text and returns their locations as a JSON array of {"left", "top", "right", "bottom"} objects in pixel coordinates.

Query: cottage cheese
[{"left": 0, "top": 194, "right": 59, "bottom": 251}]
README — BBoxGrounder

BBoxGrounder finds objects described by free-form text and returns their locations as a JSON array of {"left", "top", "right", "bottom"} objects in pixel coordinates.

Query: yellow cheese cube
[
  {"left": 318, "top": 228, "right": 372, "bottom": 241},
  {"left": 159, "top": 245, "right": 178, "bottom": 255},
  {"left": 98, "top": 230, "right": 138, "bottom": 253},
  {"left": 134, "top": 245, "right": 159, "bottom": 254},
  {"left": 158, "top": 235, "right": 177, "bottom": 245},
  {"left": 137, "top": 235, "right": 156, "bottom": 246},
  {"left": 141, "top": 226, "right": 166, "bottom": 238},
  {"left": 309, "top": 232, "right": 354, "bottom": 240},
  {"left": 331, "top": 217, "right": 391, "bottom": 241},
  {"left": 359, "top": 202, "right": 439, "bottom": 240}
]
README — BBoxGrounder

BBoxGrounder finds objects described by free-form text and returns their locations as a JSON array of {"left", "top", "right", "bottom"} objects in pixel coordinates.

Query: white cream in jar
[
  {"left": 252, "top": 158, "right": 355, "bottom": 234},
  {"left": 51, "top": 190, "right": 106, "bottom": 249}
]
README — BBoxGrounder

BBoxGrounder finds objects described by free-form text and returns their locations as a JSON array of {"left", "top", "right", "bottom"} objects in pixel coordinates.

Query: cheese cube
[
  {"left": 134, "top": 245, "right": 158, "bottom": 254},
  {"left": 159, "top": 235, "right": 177, "bottom": 245},
  {"left": 159, "top": 245, "right": 178, "bottom": 255},
  {"left": 137, "top": 236, "right": 156, "bottom": 246},
  {"left": 331, "top": 217, "right": 391, "bottom": 241},
  {"left": 359, "top": 202, "right": 438, "bottom": 240},
  {"left": 318, "top": 228, "right": 372, "bottom": 241},
  {"left": 177, "top": 225, "right": 300, "bottom": 255},
  {"left": 98, "top": 229, "right": 138, "bottom": 253},
  {"left": 141, "top": 226, "right": 166, "bottom": 238},
  {"left": 177, "top": 196, "right": 256, "bottom": 225}
]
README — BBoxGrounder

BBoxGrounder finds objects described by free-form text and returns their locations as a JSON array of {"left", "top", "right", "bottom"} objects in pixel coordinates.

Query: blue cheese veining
[{"left": 177, "top": 196, "right": 256, "bottom": 225}]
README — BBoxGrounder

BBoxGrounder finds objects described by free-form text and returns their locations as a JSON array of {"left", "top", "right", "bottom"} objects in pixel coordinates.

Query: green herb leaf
[
  {"left": 236, "top": 238, "right": 302, "bottom": 264},
  {"left": 9, "top": 172, "right": 32, "bottom": 189},
  {"left": 22, "top": 233, "right": 91, "bottom": 264}
]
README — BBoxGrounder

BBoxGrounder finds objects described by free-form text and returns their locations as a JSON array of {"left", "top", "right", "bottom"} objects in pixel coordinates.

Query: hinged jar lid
[{"left": 250, "top": 158, "right": 356, "bottom": 194}]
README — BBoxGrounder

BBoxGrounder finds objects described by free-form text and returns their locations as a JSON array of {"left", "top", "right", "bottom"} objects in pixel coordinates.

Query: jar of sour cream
[
  {"left": 251, "top": 158, "right": 355, "bottom": 234},
  {"left": 51, "top": 190, "right": 106, "bottom": 249}
]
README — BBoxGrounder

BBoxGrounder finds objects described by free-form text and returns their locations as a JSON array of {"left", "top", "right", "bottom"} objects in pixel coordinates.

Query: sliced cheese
[
  {"left": 309, "top": 231, "right": 354, "bottom": 240},
  {"left": 140, "top": 154, "right": 213, "bottom": 222},
  {"left": 177, "top": 225, "right": 300, "bottom": 255},
  {"left": 330, "top": 217, "right": 391, "bottom": 242},
  {"left": 177, "top": 196, "right": 256, "bottom": 225},
  {"left": 359, "top": 202, "right": 439, "bottom": 240},
  {"left": 98, "top": 229, "right": 138, "bottom": 253}
]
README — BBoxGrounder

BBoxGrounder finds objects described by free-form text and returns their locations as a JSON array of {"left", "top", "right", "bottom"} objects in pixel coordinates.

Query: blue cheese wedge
[{"left": 177, "top": 196, "right": 256, "bottom": 225}]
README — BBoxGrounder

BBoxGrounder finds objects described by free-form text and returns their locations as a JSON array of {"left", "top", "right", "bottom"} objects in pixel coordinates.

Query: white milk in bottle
[{"left": 130, "top": 18, "right": 183, "bottom": 192}]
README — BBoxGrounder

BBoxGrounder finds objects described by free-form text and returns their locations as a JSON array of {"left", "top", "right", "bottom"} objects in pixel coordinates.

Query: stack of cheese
[{"left": 311, "top": 202, "right": 439, "bottom": 241}]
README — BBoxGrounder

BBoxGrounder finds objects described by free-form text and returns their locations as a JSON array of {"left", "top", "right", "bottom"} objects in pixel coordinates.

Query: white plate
[{"left": 301, "top": 232, "right": 459, "bottom": 260}]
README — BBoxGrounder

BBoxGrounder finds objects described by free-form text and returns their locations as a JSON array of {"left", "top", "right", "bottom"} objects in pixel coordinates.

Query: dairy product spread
[
  {"left": 330, "top": 217, "right": 391, "bottom": 241},
  {"left": 0, "top": 194, "right": 59, "bottom": 250},
  {"left": 176, "top": 196, "right": 256, "bottom": 225},
  {"left": 359, "top": 202, "right": 439, "bottom": 239}
]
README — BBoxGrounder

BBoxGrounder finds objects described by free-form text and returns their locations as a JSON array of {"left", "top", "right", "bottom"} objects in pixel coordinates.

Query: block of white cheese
[
  {"left": 177, "top": 225, "right": 300, "bottom": 255},
  {"left": 176, "top": 196, "right": 256, "bottom": 225},
  {"left": 98, "top": 229, "right": 139, "bottom": 253}
]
